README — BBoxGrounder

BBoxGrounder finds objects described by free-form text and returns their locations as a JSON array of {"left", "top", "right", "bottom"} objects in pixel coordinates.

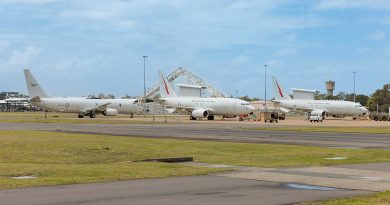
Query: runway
[
  {"left": 1, "top": 122, "right": 390, "bottom": 149},
  {"left": 0, "top": 175, "right": 368, "bottom": 205}
]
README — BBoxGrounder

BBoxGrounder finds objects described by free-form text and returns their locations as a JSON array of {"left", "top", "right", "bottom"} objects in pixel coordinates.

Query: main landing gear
[
  {"left": 207, "top": 115, "right": 214, "bottom": 120},
  {"left": 190, "top": 115, "right": 215, "bottom": 120},
  {"left": 77, "top": 113, "right": 96, "bottom": 119}
]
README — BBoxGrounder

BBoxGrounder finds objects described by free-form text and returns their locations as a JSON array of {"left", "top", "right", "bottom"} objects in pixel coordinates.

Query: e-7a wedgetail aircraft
[
  {"left": 24, "top": 69, "right": 142, "bottom": 118},
  {"left": 158, "top": 70, "right": 255, "bottom": 120},
  {"left": 272, "top": 76, "right": 368, "bottom": 119}
]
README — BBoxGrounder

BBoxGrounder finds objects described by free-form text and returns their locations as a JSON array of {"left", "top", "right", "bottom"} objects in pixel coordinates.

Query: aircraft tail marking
[
  {"left": 159, "top": 70, "right": 177, "bottom": 98},
  {"left": 23, "top": 69, "right": 49, "bottom": 98},
  {"left": 272, "top": 76, "right": 291, "bottom": 100}
]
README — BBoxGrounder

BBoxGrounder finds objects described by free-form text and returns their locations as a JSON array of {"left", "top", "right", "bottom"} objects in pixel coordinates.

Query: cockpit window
[{"left": 133, "top": 100, "right": 139, "bottom": 104}]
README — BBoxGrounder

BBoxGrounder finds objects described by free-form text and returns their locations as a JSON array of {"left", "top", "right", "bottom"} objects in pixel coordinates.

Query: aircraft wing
[{"left": 279, "top": 107, "right": 291, "bottom": 113}]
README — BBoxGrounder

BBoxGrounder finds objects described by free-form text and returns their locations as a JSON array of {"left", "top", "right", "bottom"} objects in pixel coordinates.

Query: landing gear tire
[
  {"left": 207, "top": 115, "right": 214, "bottom": 120},
  {"left": 130, "top": 114, "right": 134, "bottom": 118},
  {"left": 190, "top": 116, "right": 196, "bottom": 120},
  {"left": 90, "top": 113, "right": 96, "bottom": 118},
  {"left": 78, "top": 114, "right": 84, "bottom": 118}
]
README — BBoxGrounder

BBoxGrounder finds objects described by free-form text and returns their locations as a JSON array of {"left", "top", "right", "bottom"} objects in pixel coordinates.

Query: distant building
[
  {"left": 325, "top": 81, "right": 335, "bottom": 96},
  {"left": 0, "top": 92, "right": 21, "bottom": 100}
]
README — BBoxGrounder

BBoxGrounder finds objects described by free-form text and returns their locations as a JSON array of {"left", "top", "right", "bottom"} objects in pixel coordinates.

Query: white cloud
[
  {"left": 0, "top": 0, "right": 58, "bottom": 4},
  {"left": 274, "top": 48, "right": 296, "bottom": 56},
  {"left": 367, "top": 30, "right": 386, "bottom": 41},
  {"left": 7, "top": 45, "right": 41, "bottom": 65},
  {"left": 229, "top": 55, "right": 250, "bottom": 67},
  {"left": 282, "top": 33, "right": 296, "bottom": 43},
  {"left": 356, "top": 48, "right": 372, "bottom": 54},
  {"left": 315, "top": 0, "right": 390, "bottom": 10}
]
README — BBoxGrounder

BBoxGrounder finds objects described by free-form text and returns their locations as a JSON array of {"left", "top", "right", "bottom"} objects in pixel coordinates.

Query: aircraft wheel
[
  {"left": 78, "top": 114, "right": 84, "bottom": 118},
  {"left": 207, "top": 115, "right": 214, "bottom": 120},
  {"left": 90, "top": 113, "right": 96, "bottom": 118},
  {"left": 190, "top": 116, "right": 196, "bottom": 120}
]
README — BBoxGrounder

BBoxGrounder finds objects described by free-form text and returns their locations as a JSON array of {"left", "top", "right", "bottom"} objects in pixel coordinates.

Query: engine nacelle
[
  {"left": 103, "top": 108, "right": 118, "bottom": 116},
  {"left": 191, "top": 109, "right": 209, "bottom": 118},
  {"left": 311, "top": 110, "right": 326, "bottom": 117}
]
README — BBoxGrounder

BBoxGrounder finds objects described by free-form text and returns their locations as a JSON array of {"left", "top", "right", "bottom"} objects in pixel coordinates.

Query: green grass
[
  {"left": 2, "top": 130, "right": 390, "bottom": 189},
  {"left": 0, "top": 112, "right": 184, "bottom": 124},
  {"left": 302, "top": 191, "right": 390, "bottom": 205},
  {"left": 0, "top": 163, "right": 217, "bottom": 189},
  {"left": 246, "top": 126, "right": 390, "bottom": 134},
  {"left": 0, "top": 130, "right": 228, "bottom": 189}
]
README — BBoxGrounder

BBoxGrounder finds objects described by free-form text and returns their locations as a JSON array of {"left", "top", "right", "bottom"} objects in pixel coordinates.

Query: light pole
[
  {"left": 143, "top": 56, "right": 148, "bottom": 98},
  {"left": 353, "top": 71, "right": 356, "bottom": 102},
  {"left": 264, "top": 64, "right": 269, "bottom": 111}
]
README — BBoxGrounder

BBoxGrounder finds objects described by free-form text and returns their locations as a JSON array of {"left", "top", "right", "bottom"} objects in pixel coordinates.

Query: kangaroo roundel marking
[{"left": 65, "top": 103, "right": 70, "bottom": 108}]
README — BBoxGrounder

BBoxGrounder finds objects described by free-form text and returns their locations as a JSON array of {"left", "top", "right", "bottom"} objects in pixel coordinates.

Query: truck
[
  {"left": 309, "top": 112, "right": 323, "bottom": 122},
  {"left": 369, "top": 112, "right": 390, "bottom": 121},
  {"left": 258, "top": 111, "right": 279, "bottom": 123}
]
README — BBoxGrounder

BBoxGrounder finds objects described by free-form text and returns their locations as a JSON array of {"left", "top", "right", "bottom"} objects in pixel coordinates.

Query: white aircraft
[
  {"left": 158, "top": 71, "right": 255, "bottom": 120},
  {"left": 272, "top": 76, "right": 368, "bottom": 119},
  {"left": 24, "top": 69, "right": 143, "bottom": 118}
]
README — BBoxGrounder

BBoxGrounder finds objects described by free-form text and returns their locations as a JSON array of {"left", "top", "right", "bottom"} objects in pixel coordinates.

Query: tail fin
[
  {"left": 23, "top": 69, "right": 49, "bottom": 98},
  {"left": 159, "top": 70, "right": 177, "bottom": 98},
  {"left": 272, "top": 76, "right": 291, "bottom": 100}
]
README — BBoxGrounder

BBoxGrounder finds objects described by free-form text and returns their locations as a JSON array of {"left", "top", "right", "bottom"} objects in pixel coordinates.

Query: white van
[{"left": 309, "top": 113, "right": 323, "bottom": 122}]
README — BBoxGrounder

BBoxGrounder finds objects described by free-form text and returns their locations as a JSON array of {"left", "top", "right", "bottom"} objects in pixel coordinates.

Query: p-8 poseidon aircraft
[
  {"left": 158, "top": 71, "right": 255, "bottom": 120},
  {"left": 272, "top": 76, "right": 368, "bottom": 119},
  {"left": 24, "top": 69, "right": 142, "bottom": 118}
]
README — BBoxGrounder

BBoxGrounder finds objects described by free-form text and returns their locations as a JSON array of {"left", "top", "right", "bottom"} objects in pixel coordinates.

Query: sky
[{"left": 0, "top": 0, "right": 389, "bottom": 98}]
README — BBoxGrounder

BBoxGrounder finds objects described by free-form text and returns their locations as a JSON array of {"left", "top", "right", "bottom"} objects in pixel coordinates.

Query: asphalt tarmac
[
  {"left": 1, "top": 122, "right": 390, "bottom": 149},
  {"left": 0, "top": 175, "right": 368, "bottom": 205}
]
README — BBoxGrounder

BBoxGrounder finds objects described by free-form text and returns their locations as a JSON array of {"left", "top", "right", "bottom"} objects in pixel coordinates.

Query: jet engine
[
  {"left": 191, "top": 109, "right": 209, "bottom": 118},
  {"left": 103, "top": 108, "right": 119, "bottom": 116},
  {"left": 311, "top": 110, "right": 326, "bottom": 117}
]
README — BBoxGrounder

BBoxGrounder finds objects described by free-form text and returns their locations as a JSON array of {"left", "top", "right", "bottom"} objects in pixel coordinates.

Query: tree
[
  {"left": 239, "top": 96, "right": 251, "bottom": 102},
  {"left": 106, "top": 94, "right": 115, "bottom": 99},
  {"left": 355, "top": 94, "right": 370, "bottom": 106},
  {"left": 366, "top": 84, "right": 390, "bottom": 112}
]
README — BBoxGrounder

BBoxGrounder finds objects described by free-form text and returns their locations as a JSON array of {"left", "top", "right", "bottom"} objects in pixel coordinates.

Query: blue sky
[{"left": 0, "top": 0, "right": 389, "bottom": 98}]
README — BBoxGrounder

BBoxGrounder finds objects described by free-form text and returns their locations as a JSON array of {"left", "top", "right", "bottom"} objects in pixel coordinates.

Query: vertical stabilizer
[
  {"left": 272, "top": 76, "right": 291, "bottom": 100},
  {"left": 24, "top": 69, "right": 49, "bottom": 98},
  {"left": 159, "top": 70, "right": 177, "bottom": 98}
]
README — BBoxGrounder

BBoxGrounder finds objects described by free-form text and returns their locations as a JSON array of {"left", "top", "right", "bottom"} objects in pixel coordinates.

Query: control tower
[{"left": 325, "top": 80, "right": 335, "bottom": 96}]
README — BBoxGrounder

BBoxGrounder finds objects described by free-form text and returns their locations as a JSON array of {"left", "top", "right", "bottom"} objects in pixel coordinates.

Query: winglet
[
  {"left": 272, "top": 76, "right": 291, "bottom": 100},
  {"left": 159, "top": 70, "right": 177, "bottom": 98},
  {"left": 24, "top": 69, "right": 49, "bottom": 98}
]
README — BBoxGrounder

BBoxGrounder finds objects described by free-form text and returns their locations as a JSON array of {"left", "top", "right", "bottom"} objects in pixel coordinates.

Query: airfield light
[
  {"left": 264, "top": 64, "right": 269, "bottom": 111},
  {"left": 353, "top": 71, "right": 357, "bottom": 102}
]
